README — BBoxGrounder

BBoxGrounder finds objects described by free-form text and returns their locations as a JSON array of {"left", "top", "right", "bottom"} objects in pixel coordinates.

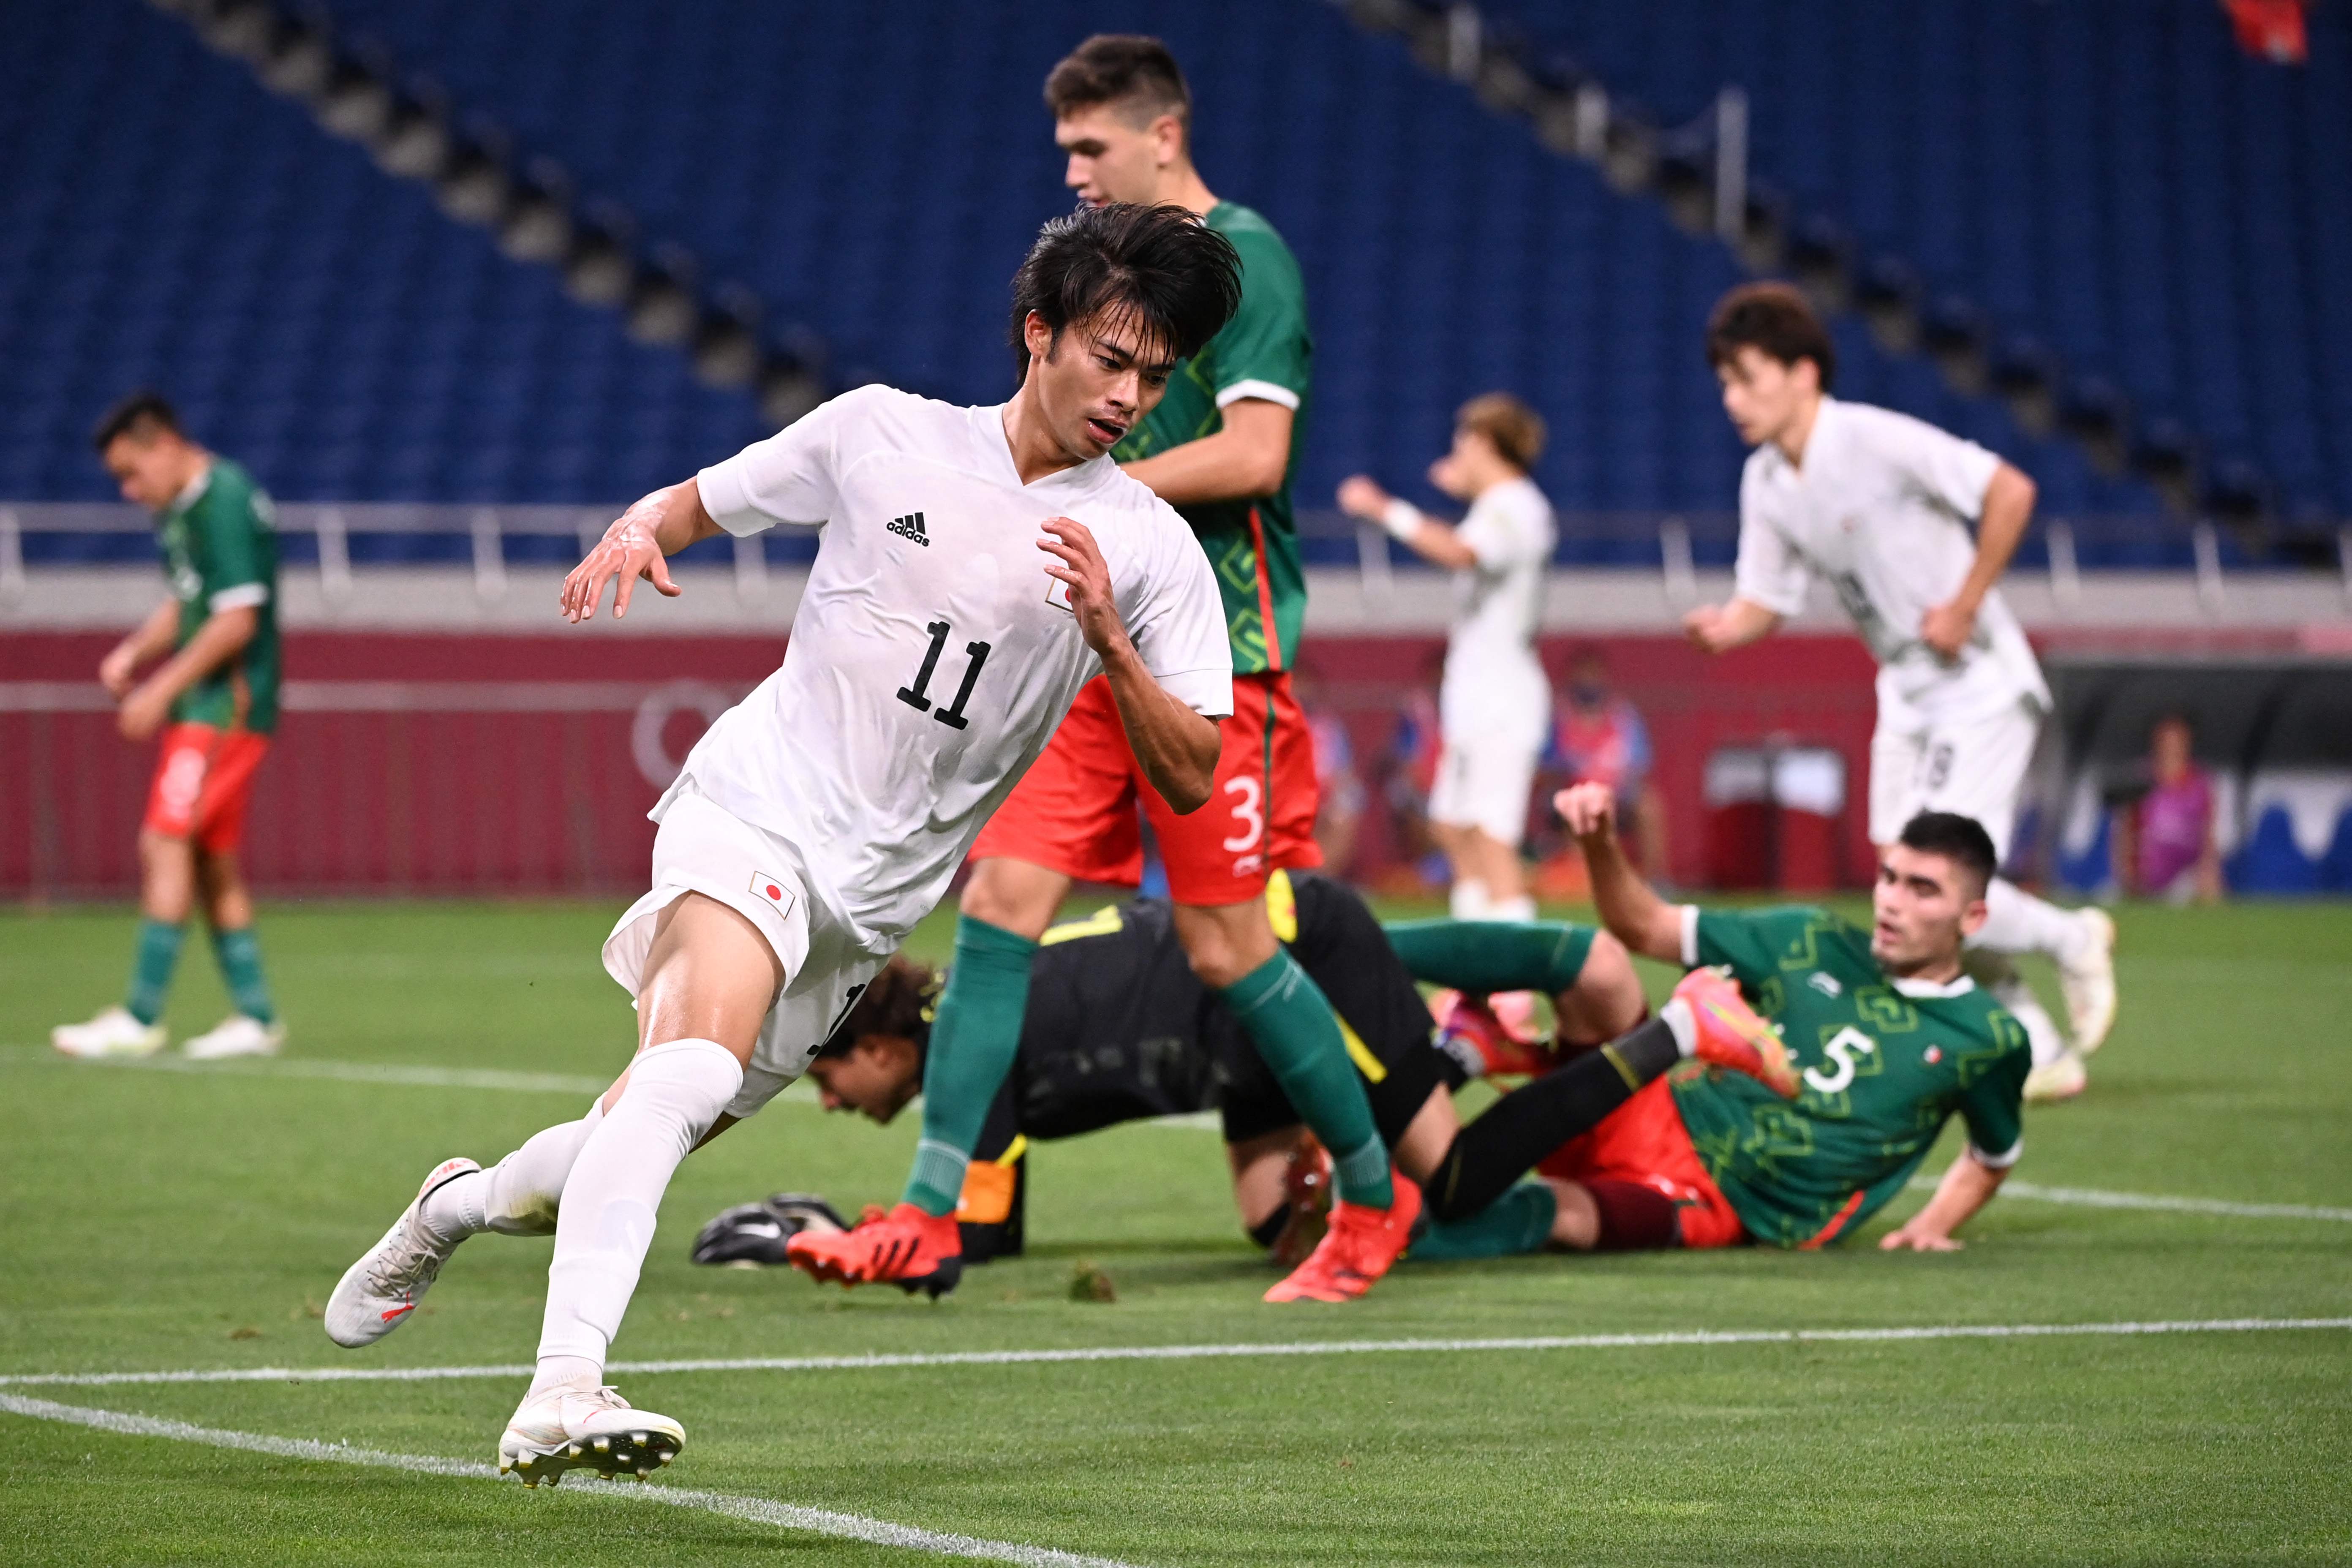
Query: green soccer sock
[
  {"left": 211, "top": 926, "right": 276, "bottom": 1024},
  {"left": 1407, "top": 1182, "right": 1558, "bottom": 1262},
  {"left": 901, "top": 914, "right": 1039, "bottom": 1217},
  {"left": 125, "top": 918, "right": 186, "bottom": 1026},
  {"left": 1219, "top": 949, "right": 1394, "bottom": 1209},
  {"left": 1381, "top": 919, "right": 1595, "bottom": 996}
]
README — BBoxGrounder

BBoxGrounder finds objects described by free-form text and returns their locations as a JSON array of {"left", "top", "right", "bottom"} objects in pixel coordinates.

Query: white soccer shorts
[
  {"left": 1867, "top": 698, "right": 2044, "bottom": 858},
  {"left": 1428, "top": 729, "right": 1543, "bottom": 848},
  {"left": 602, "top": 788, "right": 884, "bottom": 1121}
]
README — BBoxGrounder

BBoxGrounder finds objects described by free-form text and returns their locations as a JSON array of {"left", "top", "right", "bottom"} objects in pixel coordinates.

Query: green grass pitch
[{"left": 3, "top": 894, "right": 2348, "bottom": 1565}]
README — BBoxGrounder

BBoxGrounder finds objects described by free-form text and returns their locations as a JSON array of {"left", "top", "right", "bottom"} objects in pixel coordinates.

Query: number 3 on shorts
[{"left": 1221, "top": 775, "right": 1264, "bottom": 868}]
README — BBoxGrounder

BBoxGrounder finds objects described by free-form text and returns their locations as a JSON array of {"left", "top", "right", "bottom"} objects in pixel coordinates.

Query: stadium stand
[
  {"left": 1473, "top": 0, "right": 2352, "bottom": 548},
  {"left": 5, "top": 0, "right": 2244, "bottom": 566}
]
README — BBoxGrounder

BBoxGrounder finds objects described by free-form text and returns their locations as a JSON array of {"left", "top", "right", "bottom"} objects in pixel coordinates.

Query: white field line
[
  {"left": 0, "top": 1393, "right": 1137, "bottom": 1568},
  {"left": 1903, "top": 1175, "right": 2352, "bottom": 1223},
  {"left": 0, "top": 1044, "right": 819, "bottom": 1103},
  {"left": 5, "top": 1317, "right": 2345, "bottom": 1391}
]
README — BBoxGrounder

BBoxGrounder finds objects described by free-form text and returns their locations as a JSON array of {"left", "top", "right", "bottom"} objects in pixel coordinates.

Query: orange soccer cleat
[
  {"left": 1433, "top": 991, "right": 1555, "bottom": 1079},
  {"left": 784, "top": 1201, "right": 963, "bottom": 1298},
  {"left": 1672, "top": 966, "right": 1800, "bottom": 1097},
  {"left": 1263, "top": 1171, "right": 1422, "bottom": 1303}
]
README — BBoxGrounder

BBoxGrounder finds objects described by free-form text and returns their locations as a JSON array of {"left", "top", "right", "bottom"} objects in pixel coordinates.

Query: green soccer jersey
[
  {"left": 155, "top": 458, "right": 282, "bottom": 734},
  {"left": 1669, "top": 906, "right": 2030, "bottom": 1248},
  {"left": 1112, "top": 200, "right": 1312, "bottom": 675}
]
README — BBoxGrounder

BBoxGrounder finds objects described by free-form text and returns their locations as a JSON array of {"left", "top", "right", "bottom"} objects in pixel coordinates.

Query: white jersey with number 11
[{"left": 672, "top": 384, "right": 1232, "bottom": 952}]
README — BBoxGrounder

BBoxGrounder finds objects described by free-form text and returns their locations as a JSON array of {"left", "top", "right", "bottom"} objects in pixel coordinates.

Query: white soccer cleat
[
  {"left": 183, "top": 1014, "right": 286, "bottom": 1060},
  {"left": 51, "top": 1006, "right": 167, "bottom": 1059},
  {"left": 324, "top": 1157, "right": 479, "bottom": 1348},
  {"left": 498, "top": 1384, "right": 684, "bottom": 1487},
  {"left": 2024, "top": 1050, "right": 2088, "bottom": 1104},
  {"left": 2058, "top": 908, "right": 2118, "bottom": 1054}
]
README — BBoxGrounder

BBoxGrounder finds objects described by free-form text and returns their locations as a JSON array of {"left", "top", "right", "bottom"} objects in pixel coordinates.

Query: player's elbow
[
  {"left": 1158, "top": 721, "right": 1222, "bottom": 814},
  {"left": 1990, "top": 464, "right": 2036, "bottom": 515}
]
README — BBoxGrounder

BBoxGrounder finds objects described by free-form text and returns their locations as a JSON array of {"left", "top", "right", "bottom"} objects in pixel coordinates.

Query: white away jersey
[
  {"left": 1442, "top": 476, "right": 1555, "bottom": 740},
  {"left": 677, "top": 385, "right": 1232, "bottom": 950},
  {"left": 1734, "top": 397, "right": 2049, "bottom": 717}
]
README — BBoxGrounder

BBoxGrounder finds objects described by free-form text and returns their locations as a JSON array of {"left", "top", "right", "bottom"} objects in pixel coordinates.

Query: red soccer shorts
[
  {"left": 971, "top": 671, "right": 1322, "bottom": 905},
  {"left": 1536, "top": 1077, "right": 1747, "bottom": 1249},
  {"left": 143, "top": 722, "right": 270, "bottom": 854}
]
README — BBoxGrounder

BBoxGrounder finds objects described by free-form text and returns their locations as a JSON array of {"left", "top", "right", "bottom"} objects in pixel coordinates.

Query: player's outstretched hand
[
  {"left": 1335, "top": 474, "right": 1390, "bottom": 521},
  {"left": 1878, "top": 1221, "right": 1963, "bottom": 1252},
  {"left": 1554, "top": 781, "right": 1617, "bottom": 840},
  {"left": 1682, "top": 603, "right": 1731, "bottom": 652},
  {"left": 561, "top": 488, "right": 682, "bottom": 623},
  {"left": 1038, "top": 517, "right": 1125, "bottom": 657}
]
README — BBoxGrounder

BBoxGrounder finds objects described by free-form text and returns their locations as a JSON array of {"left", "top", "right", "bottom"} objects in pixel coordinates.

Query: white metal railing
[{"left": 1, "top": 503, "right": 2345, "bottom": 612}]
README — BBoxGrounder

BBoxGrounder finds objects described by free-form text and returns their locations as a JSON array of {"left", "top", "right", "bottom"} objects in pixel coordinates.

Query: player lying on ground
[
  {"left": 1685, "top": 283, "right": 2115, "bottom": 1104},
  {"left": 807, "top": 36, "right": 1424, "bottom": 1309},
  {"left": 53, "top": 392, "right": 287, "bottom": 1063},
  {"left": 324, "top": 203, "right": 1243, "bottom": 1487},
  {"left": 1425, "top": 784, "right": 2033, "bottom": 1260},
  {"left": 1336, "top": 394, "right": 1556, "bottom": 923},
  {"left": 695, "top": 870, "right": 1799, "bottom": 1268}
]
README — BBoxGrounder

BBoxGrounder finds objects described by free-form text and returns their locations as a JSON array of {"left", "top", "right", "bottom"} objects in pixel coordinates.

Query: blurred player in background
[
  {"left": 323, "top": 204, "right": 1239, "bottom": 1484},
  {"left": 1339, "top": 394, "right": 1557, "bottom": 920},
  {"left": 52, "top": 393, "right": 284, "bottom": 1062},
  {"left": 816, "top": 34, "right": 1426, "bottom": 1307},
  {"left": 1684, "top": 283, "right": 2116, "bottom": 1104}
]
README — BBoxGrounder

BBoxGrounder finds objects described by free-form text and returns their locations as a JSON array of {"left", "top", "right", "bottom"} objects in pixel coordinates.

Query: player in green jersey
[
  {"left": 830, "top": 35, "right": 1420, "bottom": 1306},
  {"left": 1427, "top": 783, "right": 2030, "bottom": 1256},
  {"left": 52, "top": 393, "right": 285, "bottom": 1062}
]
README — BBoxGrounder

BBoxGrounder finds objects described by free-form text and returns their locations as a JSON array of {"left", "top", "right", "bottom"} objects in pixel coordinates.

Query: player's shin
[
  {"left": 533, "top": 1039, "right": 741, "bottom": 1394},
  {"left": 125, "top": 917, "right": 185, "bottom": 1026},
  {"left": 1382, "top": 918, "right": 1594, "bottom": 997},
  {"left": 1408, "top": 1182, "right": 1557, "bottom": 1261},
  {"left": 901, "top": 915, "right": 1039, "bottom": 1216},
  {"left": 1423, "top": 1008, "right": 1688, "bottom": 1223},
  {"left": 1220, "top": 950, "right": 1394, "bottom": 1209}
]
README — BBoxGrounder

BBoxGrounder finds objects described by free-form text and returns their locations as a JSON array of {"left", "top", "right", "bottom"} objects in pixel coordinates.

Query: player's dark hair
[
  {"left": 1706, "top": 281, "right": 1837, "bottom": 392},
  {"left": 1044, "top": 34, "right": 1191, "bottom": 138},
  {"left": 1007, "top": 202, "right": 1241, "bottom": 385},
  {"left": 91, "top": 389, "right": 183, "bottom": 452},
  {"left": 1456, "top": 392, "right": 1546, "bottom": 472},
  {"left": 1896, "top": 812, "right": 1998, "bottom": 897},
  {"left": 817, "top": 955, "right": 940, "bottom": 1062}
]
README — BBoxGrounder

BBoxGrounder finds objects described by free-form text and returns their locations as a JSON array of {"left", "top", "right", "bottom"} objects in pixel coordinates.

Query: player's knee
[
  {"left": 1572, "top": 931, "right": 1648, "bottom": 1037},
  {"left": 958, "top": 859, "right": 1066, "bottom": 939}
]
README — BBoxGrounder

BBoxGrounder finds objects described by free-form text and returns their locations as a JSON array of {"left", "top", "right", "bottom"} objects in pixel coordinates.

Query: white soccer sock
[
  {"left": 1971, "top": 877, "right": 2092, "bottom": 964},
  {"left": 1449, "top": 879, "right": 1491, "bottom": 920},
  {"left": 416, "top": 1096, "right": 607, "bottom": 1246},
  {"left": 1488, "top": 894, "right": 1537, "bottom": 923},
  {"left": 534, "top": 1037, "right": 742, "bottom": 1379},
  {"left": 1968, "top": 953, "right": 2069, "bottom": 1069}
]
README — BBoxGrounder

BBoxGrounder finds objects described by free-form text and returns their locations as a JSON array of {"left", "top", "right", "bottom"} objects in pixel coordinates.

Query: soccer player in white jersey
[
  {"left": 320, "top": 204, "right": 1241, "bottom": 1485},
  {"left": 1683, "top": 283, "right": 2116, "bottom": 1102},
  {"left": 1338, "top": 393, "right": 1557, "bottom": 921}
]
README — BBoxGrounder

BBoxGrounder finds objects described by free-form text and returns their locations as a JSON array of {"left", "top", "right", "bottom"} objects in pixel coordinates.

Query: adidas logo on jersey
[
  {"left": 1808, "top": 972, "right": 1843, "bottom": 998},
  {"left": 887, "top": 511, "right": 930, "bottom": 546}
]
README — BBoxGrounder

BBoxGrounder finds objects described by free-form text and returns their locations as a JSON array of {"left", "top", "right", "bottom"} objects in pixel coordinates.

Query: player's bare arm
[
  {"left": 118, "top": 604, "right": 258, "bottom": 742},
  {"left": 1120, "top": 397, "right": 1292, "bottom": 504},
  {"left": 1921, "top": 463, "right": 2036, "bottom": 661},
  {"left": 559, "top": 478, "right": 719, "bottom": 623},
  {"left": 1880, "top": 1148, "right": 2010, "bottom": 1252},
  {"left": 1682, "top": 596, "right": 1782, "bottom": 654},
  {"left": 1335, "top": 475, "right": 1479, "bottom": 571},
  {"left": 101, "top": 597, "right": 182, "bottom": 698},
  {"left": 1556, "top": 782, "right": 1685, "bottom": 964},
  {"left": 1038, "top": 514, "right": 1220, "bottom": 812}
]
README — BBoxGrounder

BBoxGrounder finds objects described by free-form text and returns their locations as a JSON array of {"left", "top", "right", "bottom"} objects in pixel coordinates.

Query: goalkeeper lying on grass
[{"left": 694, "top": 869, "right": 1802, "bottom": 1271}]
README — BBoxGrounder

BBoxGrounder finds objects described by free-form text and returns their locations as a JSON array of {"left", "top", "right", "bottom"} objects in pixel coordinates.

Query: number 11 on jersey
[{"left": 897, "top": 619, "right": 991, "bottom": 732}]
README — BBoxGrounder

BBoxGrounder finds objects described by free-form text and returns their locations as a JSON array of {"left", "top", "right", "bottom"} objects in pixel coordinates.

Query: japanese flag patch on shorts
[{"left": 750, "top": 870, "right": 798, "bottom": 922}]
